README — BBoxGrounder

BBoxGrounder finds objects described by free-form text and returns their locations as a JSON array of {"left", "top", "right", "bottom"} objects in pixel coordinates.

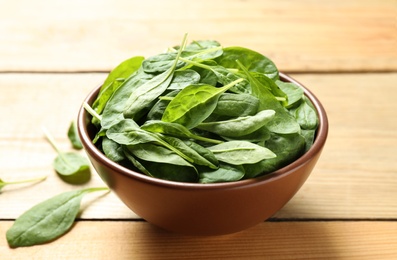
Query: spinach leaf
[
  {"left": 138, "top": 160, "right": 198, "bottom": 182},
  {"left": 127, "top": 143, "right": 195, "bottom": 168},
  {"left": 123, "top": 149, "right": 153, "bottom": 177},
  {"left": 102, "top": 136, "right": 125, "bottom": 162},
  {"left": 168, "top": 69, "right": 201, "bottom": 90},
  {"left": 107, "top": 119, "right": 196, "bottom": 163},
  {"left": 221, "top": 126, "right": 271, "bottom": 143},
  {"left": 43, "top": 127, "right": 91, "bottom": 184},
  {"left": 212, "top": 93, "right": 260, "bottom": 117},
  {"left": 197, "top": 110, "right": 275, "bottom": 138},
  {"left": 106, "top": 119, "right": 157, "bottom": 146},
  {"left": 208, "top": 140, "right": 276, "bottom": 165},
  {"left": 191, "top": 65, "right": 218, "bottom": 86},
  {"left": 179, "top": 58, "right": 250, "bottom": 94},
  {"left": 142, "top": 52, "right": 185, "bottom": 74},
  {"left": 276, "top": 80, "right": 304, "bottom": 108},
  {"left": 294, "top": 97, "right": 318, "bottom": 130},
  {"left": 125, "top": 145, "right": 198, "bottom": 182},
  {"left": 101, "top": 69, "right": 154, "bottom": 129},
  {"left": 199, "top": 163, "right": 245, "bottom": 184},
  {"left": 182, "top": 140, "right": 219, "bottom": 166},
  {"left": 53, "top": 153, "right": 91, "bottom": 184},
  {"left": 146, "top": 90, "right": 180, "bottom": 120},
  {"left": 163, "top": 136, "right": 218, "bottom": 169},
  {"left": 92, "top": 56, "right": 144, "bottom": 116},
  {"left": 301, "top": 129, "right": 316, "bottom": 152},
  {"left": 67, "top": 121, "right": 83, "bottom": 149},
  {"left": 123, "top": 35, "right": 188, "bottom": 119},
  {"left": 215, "top": 46, "right": 279, "bottom": 80},
  {"left": 236, "top": 60, "right": 300, "bottom": 134},
  {"left": 252, "top": 72, "right": 288, "bottom": 106},
  {"left": 244, "top": 133, "right": 305, "bottom": 178},
  {"left": 0, "top": 176, "right": 46, "bottom": 192},
  {"left": 162, "top": 78, "right": 244, "bottom": 129},
  {"left": 6, "top": 187, "right": 109, "bottom": 248},
  {"left": 141, "top": 120, "right": 222, "bottom": 144}
]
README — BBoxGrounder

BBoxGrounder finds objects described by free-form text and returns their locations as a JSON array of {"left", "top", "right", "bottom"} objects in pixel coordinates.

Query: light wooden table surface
[{"left": 1, "top": 0, "right": 397, "bottom": 259}]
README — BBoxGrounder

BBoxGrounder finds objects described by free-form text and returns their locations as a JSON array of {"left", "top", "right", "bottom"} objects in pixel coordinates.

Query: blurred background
[{"left": 1, "top": 0, "right": 395, "bottom": 73}]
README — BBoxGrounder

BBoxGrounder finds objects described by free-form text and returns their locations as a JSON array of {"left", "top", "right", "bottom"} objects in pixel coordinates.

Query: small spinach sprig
[
  {"left": 42, "top": 127, "right": 91, "bottom": 184},
  {"left": 0, "top": 176, "right": 46, "bottom": 192},
  {"left": 85, "top": 35, "right": 319, "bottom": 183}
]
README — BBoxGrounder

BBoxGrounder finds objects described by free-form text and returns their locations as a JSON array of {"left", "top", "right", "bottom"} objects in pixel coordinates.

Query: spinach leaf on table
[
  {"left": 67, "top": 121, "right": 83, "bottom": 150},
  {"left": 6, "top": 187, "right": 109, "bottom": 248},
  {"left": 43, "top": 127, "right": 91, "bottom": 184}
]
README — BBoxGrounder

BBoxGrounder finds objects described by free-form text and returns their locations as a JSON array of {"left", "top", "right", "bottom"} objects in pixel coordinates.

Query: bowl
[{"left": 77, "top": 72, "right": 328, "bottom": 236}]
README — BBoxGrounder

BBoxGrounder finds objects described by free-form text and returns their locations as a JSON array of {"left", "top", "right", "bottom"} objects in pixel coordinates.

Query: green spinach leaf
[
  {"left": 163, "top": 136, "right": 218, "bottom": 169},
  {"left": 199, "top": 163, "right": 245, "bottom": 184},
  {"left": 123, "top": 35, "right": 188, "bottom": 119},
  {"left": 67, "top": 121, "right": 83, "bottom": 150},
  {"left": 197, "top": 109, "right": 275, "bottom": 137},
  {"left": 101, "top": 69, "right": 154, "bottom": 129},
  {"left": 162, "top": 78, "right": 244, "bottom": 129},
  {"left": 168, "top": 69, "right": 201, "bottom": 90},
  {"left": 208, "top": 140, "right": 276, "bottom": 165},
  {"left": 6, "top": 187, "right": 109, "bottom": 248},
  {"left": 215, "top": 46, "right": 279, "bottom": 80},
  {"left": 43, "top": 127, "right": 91, "bottom": 184},
  {"left": 92, "top": 56, "right": 144, "bottom": 116},
  {"left": 102, "top": 136, "right": 125, "bottom": 162},
  {"left": 236, "top": 60, "right": 300, "bottom": 134},
  {"left": 141, "top": 120, "right": 222, "bottom": 144},
  {"left": 244, "top": 133, "right": 305, "bottom": 178}
]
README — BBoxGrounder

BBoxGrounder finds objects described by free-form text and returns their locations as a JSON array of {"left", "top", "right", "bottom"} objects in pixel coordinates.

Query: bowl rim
[{"left": 78, "top": 72, "right": 328, "bottom": 190}]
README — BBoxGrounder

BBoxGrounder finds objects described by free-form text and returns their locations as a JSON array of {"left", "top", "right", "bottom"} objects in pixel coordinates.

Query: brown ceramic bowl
[{"left": 77, "top": 72, "right": 328, "bottom": 236}]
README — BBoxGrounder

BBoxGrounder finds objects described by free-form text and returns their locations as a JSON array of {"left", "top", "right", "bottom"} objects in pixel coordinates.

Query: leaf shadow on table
[{"left": 123, "top": 218, "right": 343, "bottom": 259}]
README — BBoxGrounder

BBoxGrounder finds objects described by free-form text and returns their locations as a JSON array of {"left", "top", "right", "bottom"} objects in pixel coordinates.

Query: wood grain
[
  {"left": 1, "top": 0, "right": 396, "bottom": 72},
  {"left": 1, "top": 73, "right": 396, "bottom": 220},
  {"left": 1, "top": 221, "right": 396, "bottom": 259}
]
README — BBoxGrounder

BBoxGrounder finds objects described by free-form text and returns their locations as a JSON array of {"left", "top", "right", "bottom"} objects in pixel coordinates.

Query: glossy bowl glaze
[{"left": 77, "top": 73, "right": 328, "bottom": 236}]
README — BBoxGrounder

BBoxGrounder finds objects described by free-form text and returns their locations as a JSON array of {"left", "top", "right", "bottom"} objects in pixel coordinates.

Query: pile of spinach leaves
[{"left": 86, "top": 35, "right": 318, "bottom": 183}]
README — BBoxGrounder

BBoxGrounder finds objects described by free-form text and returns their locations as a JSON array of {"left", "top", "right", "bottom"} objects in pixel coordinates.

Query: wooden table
[{"left": 1, "top": 0, "right": 396, "bottom": 258}]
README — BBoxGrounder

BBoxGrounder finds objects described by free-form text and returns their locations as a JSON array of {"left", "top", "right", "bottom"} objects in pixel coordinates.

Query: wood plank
[
  {"left": 0, "top": 0, "right": 396, "bottom": 72},
  {"left": 1, "top": 73, "right": 396, "bottom": 220},
  {"left": 1, "top": 221, "right": 396, "bottom": 259}
]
